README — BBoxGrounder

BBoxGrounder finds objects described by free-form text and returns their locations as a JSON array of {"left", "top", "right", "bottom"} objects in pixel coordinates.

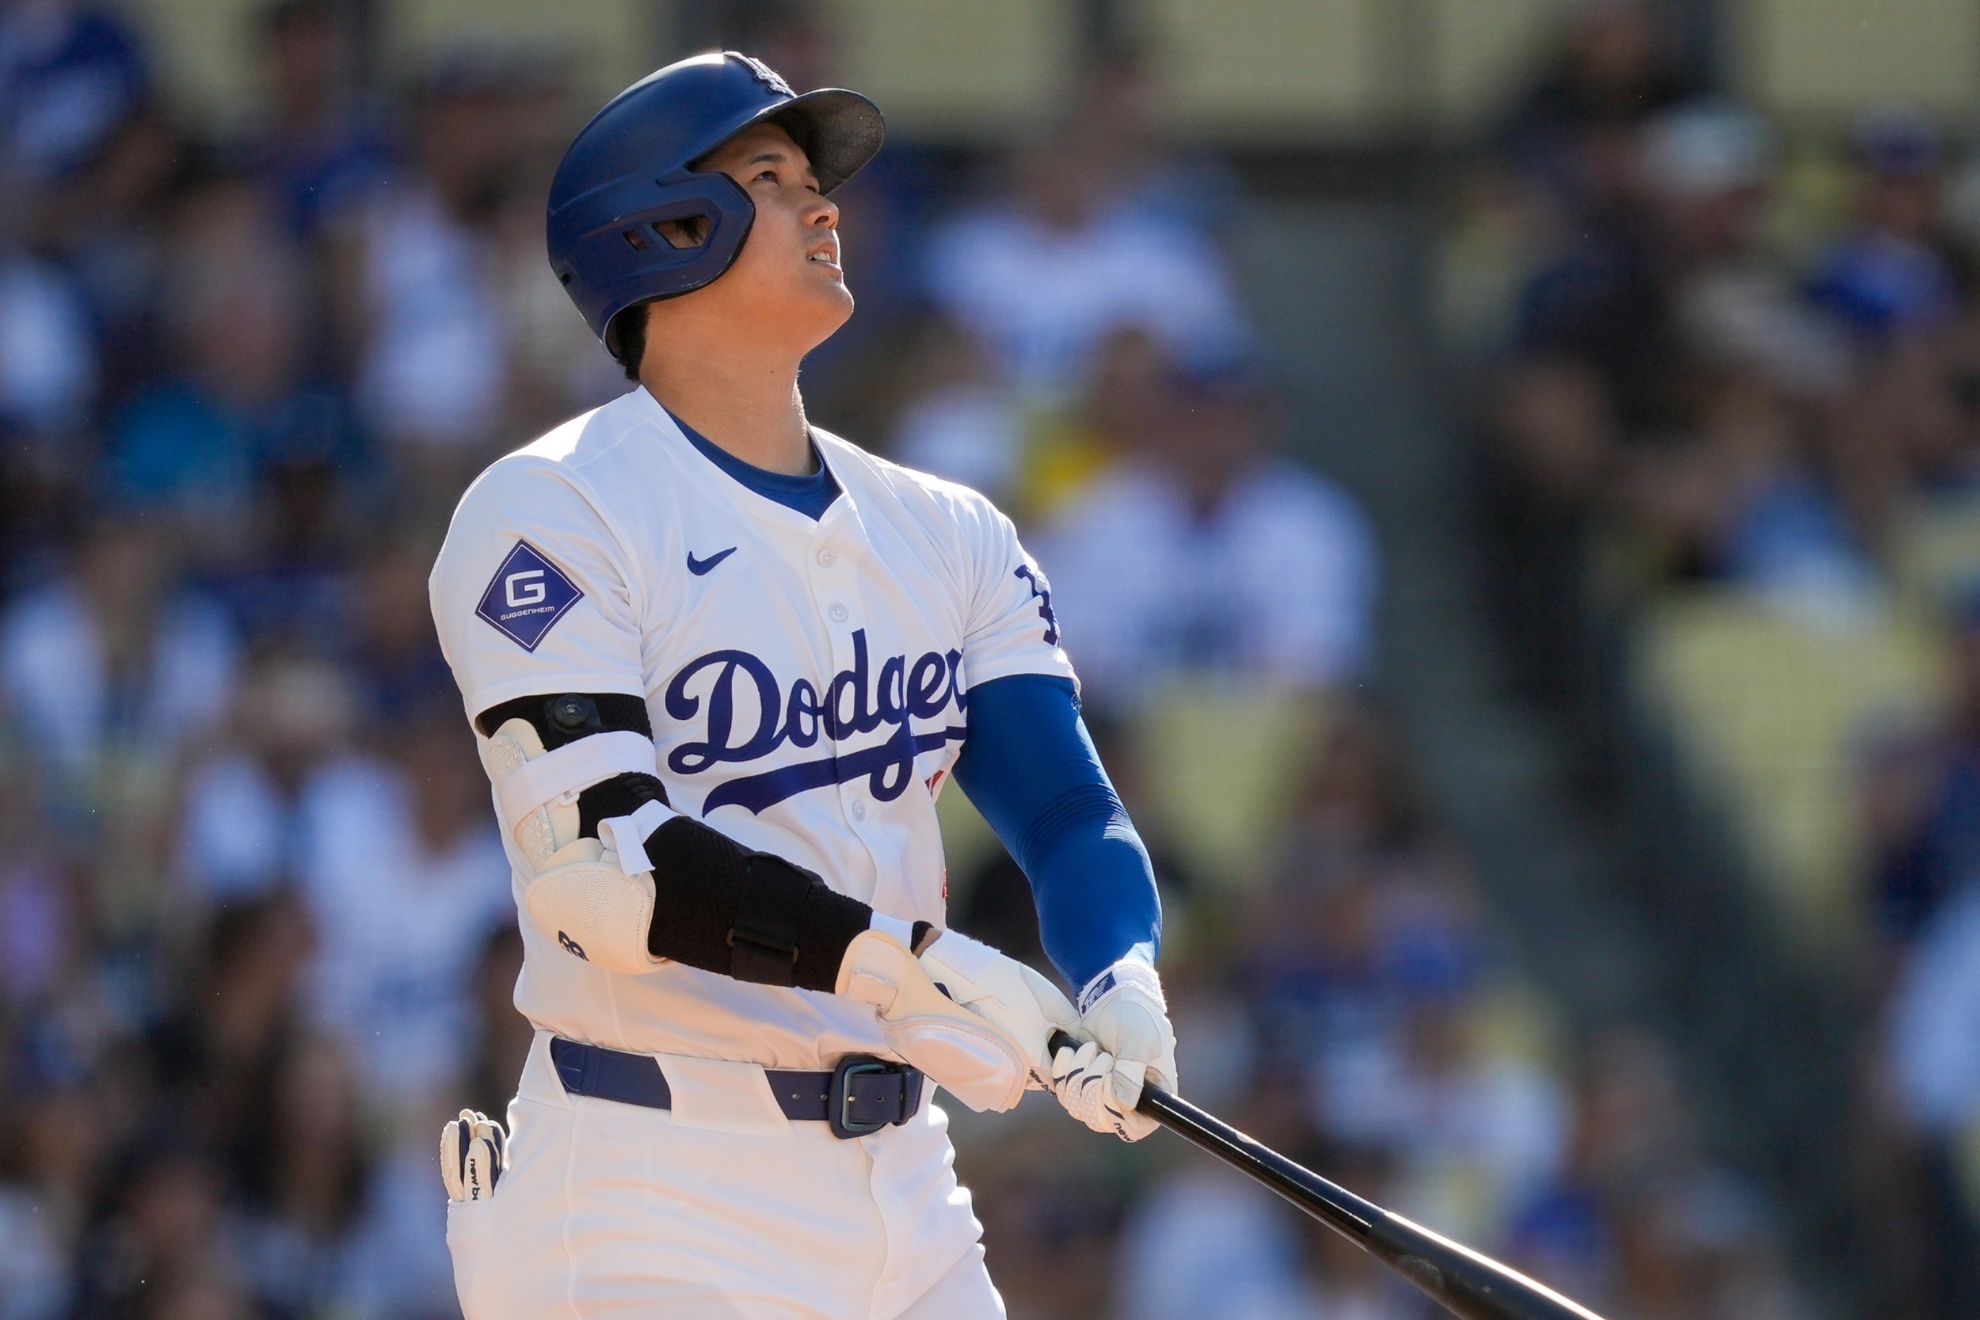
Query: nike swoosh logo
[{"left": 687, "top": 547, "right": 737, "bottom": 576}]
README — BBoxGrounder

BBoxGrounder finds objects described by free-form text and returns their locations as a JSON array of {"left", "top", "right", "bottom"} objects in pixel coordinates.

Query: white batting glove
[
  {"left": 917, "top": 928, "right": 1080, "bottom": 1090},
  {"left": 1050, "top": 960, "right": 1175, "bottom": 1142},
  {"left": 838, "top": 928, "right": 1045, "bottom": 1112},
  {"left": 440, "top": 1110, "right": 507, "bottom": 1202}
]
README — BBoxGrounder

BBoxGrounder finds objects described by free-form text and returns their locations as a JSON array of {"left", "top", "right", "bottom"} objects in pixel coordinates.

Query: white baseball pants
[{"left": 446, "top": 1032, "right": 1005, "bottom": 1319}]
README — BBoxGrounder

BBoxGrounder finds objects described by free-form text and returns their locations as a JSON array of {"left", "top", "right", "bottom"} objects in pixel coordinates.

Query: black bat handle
[
  {"left": 1043, "top": 1031, "right": 1606, "bottom": 1320},
  {"left": 1047, "top": 1029, "right": 1379, "bottom": 1239}
]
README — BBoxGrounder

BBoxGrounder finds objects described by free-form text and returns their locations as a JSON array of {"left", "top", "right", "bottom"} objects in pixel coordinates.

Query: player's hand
[
  {"left": 1050, "top": 960, "right": 1175, "bottom": 1141},
  {"left": 441, "top": 1110, "right": 507, "bottom": 1202},
  {"left": 915, "top": 929, "right": 1079, "bottom": 1089},
  {"left": 837, "top": 928, "right": 1053, "bottom": 1112}
]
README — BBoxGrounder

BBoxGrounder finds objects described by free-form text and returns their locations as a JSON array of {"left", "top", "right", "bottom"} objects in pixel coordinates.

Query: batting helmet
[{"left": 546, "top": 51, "right": 885, "bottom": 353}]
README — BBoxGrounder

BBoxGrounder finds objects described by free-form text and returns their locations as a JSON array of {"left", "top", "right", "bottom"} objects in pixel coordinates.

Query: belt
[{"left": 548, "top": 1038, "right": 925, "bottom": 1139}]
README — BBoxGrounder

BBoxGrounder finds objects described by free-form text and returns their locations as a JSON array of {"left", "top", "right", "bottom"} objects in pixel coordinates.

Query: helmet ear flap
[
  {"left": 555, "top": 170, "right": 756, "bottom": 344},
  {"left": 603, "top": 304, "right": 647, "bottom": 368}
]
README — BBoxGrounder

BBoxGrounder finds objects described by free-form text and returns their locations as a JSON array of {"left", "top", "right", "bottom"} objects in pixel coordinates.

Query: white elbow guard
[{"left": 480, "top": 717, "right": 678, "bottom": 976}]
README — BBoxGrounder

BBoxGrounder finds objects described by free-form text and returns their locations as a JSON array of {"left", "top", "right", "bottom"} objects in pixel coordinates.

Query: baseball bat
[{"left": 1047, "top": 1032, "right": 1606, "bottom": 1320}]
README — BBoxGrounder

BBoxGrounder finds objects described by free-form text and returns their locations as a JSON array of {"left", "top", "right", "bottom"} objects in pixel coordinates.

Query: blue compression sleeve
[{"left": 952, "top": 673, "right": 1161, "bottom": 988}]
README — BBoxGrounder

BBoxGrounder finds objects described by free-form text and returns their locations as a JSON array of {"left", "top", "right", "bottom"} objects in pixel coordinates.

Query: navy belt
[{"left": 548, "top": 1038, "right": 925, "bottom": 1139}]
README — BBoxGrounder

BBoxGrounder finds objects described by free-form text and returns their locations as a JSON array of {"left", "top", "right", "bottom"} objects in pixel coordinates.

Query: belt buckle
[{"left": 827, "top": 1055, "right": 919, "bottom": 1140}]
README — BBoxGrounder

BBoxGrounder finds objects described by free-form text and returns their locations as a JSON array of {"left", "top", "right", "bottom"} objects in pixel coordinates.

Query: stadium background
[{"left": 1, "top": 0, "right": 1978, "bottom": 1316}]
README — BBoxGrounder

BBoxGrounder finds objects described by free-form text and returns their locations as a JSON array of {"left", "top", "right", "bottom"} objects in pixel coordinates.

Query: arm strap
[{"left": 491, "top": 732, "right": 659, "bottom": 838}]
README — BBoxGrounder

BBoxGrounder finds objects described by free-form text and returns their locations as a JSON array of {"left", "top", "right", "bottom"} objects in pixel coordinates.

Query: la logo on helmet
[{"left": 735, "top": 54, "right": 792, "bottom": 97}]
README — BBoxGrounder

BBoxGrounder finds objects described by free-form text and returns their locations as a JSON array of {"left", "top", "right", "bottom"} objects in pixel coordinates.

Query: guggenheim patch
[{"left": 476, "top": 540, "right": 583, "bottom": 651}]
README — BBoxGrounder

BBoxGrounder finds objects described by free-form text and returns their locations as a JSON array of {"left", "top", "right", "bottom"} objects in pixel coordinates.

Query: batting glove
[
  {"left": 917, "top": 928, "right": 1080, "bottom": 1090},
  {"left": 1050, "top": 960, "right": 1176, "bottom": 1142},
  {"left": 836, "top": 928, "right": 1025, "bottom": 1112},
  {"left": 440, "top": 1110, "right": 507, "bottom": 1202}
]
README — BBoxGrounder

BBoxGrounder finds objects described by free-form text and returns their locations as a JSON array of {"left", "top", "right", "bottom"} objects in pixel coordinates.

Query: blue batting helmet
[{"left": 546, "top": 51, "right": 885, "bottom": 353}]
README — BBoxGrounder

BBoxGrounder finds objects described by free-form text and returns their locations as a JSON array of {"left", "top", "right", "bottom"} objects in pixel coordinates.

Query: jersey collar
[{"left": 632, "top": 386, "right": 856, "bottom": 532}]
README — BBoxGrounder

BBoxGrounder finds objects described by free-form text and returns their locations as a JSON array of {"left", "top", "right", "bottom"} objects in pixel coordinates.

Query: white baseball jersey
[{"left": 429, "top": 385, "right": 1073, "bottom": 1071}]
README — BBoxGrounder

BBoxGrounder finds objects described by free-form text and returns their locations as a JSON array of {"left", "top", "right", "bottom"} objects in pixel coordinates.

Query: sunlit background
[{"left": 2, "top": 0, "right": 1978, "bottom": 1316}]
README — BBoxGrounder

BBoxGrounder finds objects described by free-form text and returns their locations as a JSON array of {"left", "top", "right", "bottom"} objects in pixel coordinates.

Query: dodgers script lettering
[{"left": 664, "top": 630, "right": 967, "bottom": 815}]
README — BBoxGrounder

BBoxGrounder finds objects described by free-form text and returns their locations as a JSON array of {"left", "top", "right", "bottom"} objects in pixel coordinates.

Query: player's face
[{"left": 692, "top": 123, "right": 852, "bottom": 347}]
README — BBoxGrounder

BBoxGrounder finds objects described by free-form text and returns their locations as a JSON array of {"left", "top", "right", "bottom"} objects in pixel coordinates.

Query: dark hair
[{"left": 607, "top": 302, "right": 650, "bottom": 381}]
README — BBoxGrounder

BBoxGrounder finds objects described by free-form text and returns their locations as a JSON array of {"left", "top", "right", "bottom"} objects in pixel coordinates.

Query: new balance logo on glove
[{"left": 442, "top": 1110, "right": 508, "bottom": 1202}]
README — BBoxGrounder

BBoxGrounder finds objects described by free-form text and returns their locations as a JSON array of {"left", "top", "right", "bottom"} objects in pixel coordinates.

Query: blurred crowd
[
  {"left": 0, "top": 0, "right": 608, "bottom": 1314},
  {"left": 0, "top": 0, "right": 1871, "bottom": 1317},
  {"left": 1450, "top": 1, "right": 1980, "bottom": 1317}
]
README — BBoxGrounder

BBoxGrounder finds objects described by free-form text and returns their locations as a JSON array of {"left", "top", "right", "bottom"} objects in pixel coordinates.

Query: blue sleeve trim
[{"left": 953, "top": 673, "right": 1161, "bottom": 988}]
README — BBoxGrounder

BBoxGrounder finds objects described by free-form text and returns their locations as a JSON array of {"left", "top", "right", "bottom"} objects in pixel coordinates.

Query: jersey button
[
  {"left": 829, "top": 603, "right": 849, "bottom": 623},
  {"left": 817, "top": 549, "right": 837, "bottom": 567},
  {"left": 851, "top": 800, "right": 867, "bottom": 821}
]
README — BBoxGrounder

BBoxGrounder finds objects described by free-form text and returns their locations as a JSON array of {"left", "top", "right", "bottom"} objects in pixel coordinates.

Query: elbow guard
[{"left": 480, "top": 712, "right": 676, "bottom": 976}]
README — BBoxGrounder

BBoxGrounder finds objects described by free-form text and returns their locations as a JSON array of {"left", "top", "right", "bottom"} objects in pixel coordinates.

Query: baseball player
[{"left": 429, "top": 52, "right": 1176, "bottom": 1318}]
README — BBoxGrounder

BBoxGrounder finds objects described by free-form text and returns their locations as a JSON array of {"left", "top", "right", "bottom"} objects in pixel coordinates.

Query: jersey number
[{"left": 1014, "top": 565, "right": 1060, "bottom": 646}]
